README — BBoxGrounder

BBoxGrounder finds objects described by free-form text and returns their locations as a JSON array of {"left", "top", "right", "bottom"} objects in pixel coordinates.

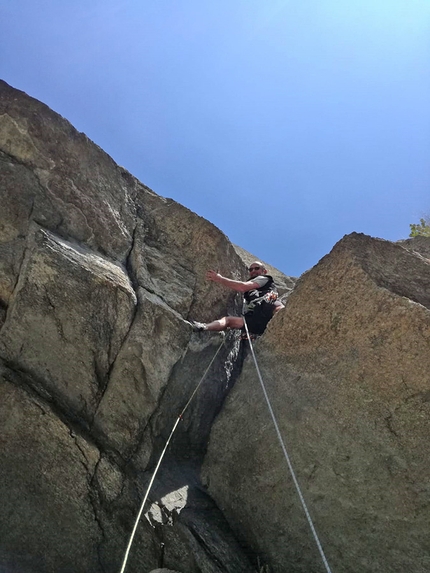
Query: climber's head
[{"left": 248, "top": 262, "right": 266, "bottom": 277}]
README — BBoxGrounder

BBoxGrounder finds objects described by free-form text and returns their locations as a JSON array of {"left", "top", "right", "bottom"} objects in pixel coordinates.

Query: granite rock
[
  {"left": 202, "top": 233, "right": 430, "bottom": 573},
  {"left": 1, "top": 80, "right": 290, "bottom": 573}
]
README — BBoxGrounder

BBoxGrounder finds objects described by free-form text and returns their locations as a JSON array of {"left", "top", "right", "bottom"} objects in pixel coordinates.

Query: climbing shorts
[{"left": 243, "top": 304, "right": 275, "bottom": 336}]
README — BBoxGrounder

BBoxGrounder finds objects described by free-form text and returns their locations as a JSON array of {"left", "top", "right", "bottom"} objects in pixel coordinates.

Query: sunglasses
[{"left": 248, "top": 266, "right": 261, "bottom": 271}]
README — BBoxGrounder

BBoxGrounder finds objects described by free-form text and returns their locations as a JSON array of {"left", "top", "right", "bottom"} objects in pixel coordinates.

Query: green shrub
[{"left": 409, "top": 218, "right": 430, "bottom": 237}]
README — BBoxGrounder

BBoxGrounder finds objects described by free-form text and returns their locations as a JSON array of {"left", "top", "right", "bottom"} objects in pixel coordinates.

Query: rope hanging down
[
  {"left": 119, "top": 336, "right": 226, "bottom": 573},
  {"left": 242, "top": 318, "right": 333, "bottom": 573}
]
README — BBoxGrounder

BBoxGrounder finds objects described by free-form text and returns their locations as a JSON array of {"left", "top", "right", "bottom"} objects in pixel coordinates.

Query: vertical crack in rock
[
  {"left": 89, "top": 458, "right": 110, "bottom": 573},
  {"left": 186, "top": 526, "right": 226, "bottom": 573},
  {"left": 119, "top": 344, "right": 193, "bottom": 466},
  {"left": 69, "top": 428, "right": 107, "bottom": 573},
  {"left": 0, "top": 299, "right": 7, "bottom": 329},
  {"left": 125, "top": 219, "right": 140, "bottom": 292},
  {"left": 121, "top": 335, "right": 257, "bottom": 570}
]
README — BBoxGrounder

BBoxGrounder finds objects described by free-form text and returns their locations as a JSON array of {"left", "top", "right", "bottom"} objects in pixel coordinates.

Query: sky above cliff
[{"left": 2, "top": 0, "right": 429, "bottom": 277}]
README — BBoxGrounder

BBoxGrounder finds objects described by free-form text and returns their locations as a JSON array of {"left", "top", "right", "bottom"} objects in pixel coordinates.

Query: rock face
[
  {"left": 1, "top": 80, "right": 296, "bottom": 573},
  {"left": 1, "top": 79, "right": 429, "bottom": 573},
  {"left": 202, "top": 232, "right": 430, "bottom": 573}
]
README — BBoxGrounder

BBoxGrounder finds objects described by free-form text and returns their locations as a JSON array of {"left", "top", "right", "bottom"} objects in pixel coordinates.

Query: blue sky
[{"left": 1, "top": 1, "right": 429, "bottom": 277}]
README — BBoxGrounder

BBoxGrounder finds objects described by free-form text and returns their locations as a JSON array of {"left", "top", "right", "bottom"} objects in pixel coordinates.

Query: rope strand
[
  {"left": 243, "top": 318, "right": 333, "bottom": 573},
  {"left": 119, "top": 336, "right": 226, "bottom": 573}
]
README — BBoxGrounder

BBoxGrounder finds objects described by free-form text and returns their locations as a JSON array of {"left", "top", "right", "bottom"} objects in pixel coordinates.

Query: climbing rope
[
  {"left": 242, "top": 318, "right": 333, "bottom": 573},
  {"left": 119, "top": 335, "right": 226, "bottom": 573}
]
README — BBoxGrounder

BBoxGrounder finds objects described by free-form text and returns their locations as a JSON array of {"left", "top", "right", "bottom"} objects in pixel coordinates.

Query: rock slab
[{"left": 203, "top": 233, "right": 430, "bottom": 573}]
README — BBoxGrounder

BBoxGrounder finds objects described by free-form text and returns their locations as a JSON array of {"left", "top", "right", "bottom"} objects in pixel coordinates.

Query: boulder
[{"left": 202, "top": 233, "right": 430, "bottom": 573}]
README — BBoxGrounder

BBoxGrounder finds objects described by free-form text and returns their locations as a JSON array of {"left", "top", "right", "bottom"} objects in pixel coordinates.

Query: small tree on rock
[{"left": 409, "top": 218, "right": 430, "bottom": 237}]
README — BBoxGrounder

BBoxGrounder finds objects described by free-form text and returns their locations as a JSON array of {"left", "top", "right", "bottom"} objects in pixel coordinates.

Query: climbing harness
[
  {"left": 242, "top": 318, "right": 333, "bottom": 573},
  {"left": 119, "top": 335, "right": 226, "bottom": 573}
]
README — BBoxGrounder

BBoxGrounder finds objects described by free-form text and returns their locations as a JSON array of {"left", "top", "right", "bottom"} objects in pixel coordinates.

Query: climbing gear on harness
[
  {"left": 119, "top": 336, "right": 226, "bottom": 573},
  {"left": 243, "top": 274, "right": 278, "bottom": 313},
  {"left": 242, "top": 319, "right": 333, "bottom": 573},
  {"left": 240, "top": 331, "right": 260, "bottom": 342},
  {"left": 242, "top": 275, "right": 279, "bottom": 336}
]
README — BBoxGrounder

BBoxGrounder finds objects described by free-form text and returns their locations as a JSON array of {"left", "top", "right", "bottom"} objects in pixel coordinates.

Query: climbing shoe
[{"left": 190, "top": 321, "right": 208, "bottom": 332}]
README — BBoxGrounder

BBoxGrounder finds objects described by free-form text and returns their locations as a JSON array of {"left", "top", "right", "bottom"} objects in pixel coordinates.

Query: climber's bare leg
[{"left": 204, "top": 316, "right": 244, "bottom": 332}]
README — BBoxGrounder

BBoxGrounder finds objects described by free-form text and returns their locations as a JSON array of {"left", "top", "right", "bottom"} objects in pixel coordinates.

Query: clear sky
[{"left": 1, "top": 1, "right": 429, "bottom": 277}]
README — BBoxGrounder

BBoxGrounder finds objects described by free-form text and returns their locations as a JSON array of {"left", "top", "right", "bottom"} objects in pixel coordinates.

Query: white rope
[
  {"left": 243, "top": 318, "right": 333, "bottom": 573},
  {"left": 119, "top": 336, "right": 226, "bottom": 573}
]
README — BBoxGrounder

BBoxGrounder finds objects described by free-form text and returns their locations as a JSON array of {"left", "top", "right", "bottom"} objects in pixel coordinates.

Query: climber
[{"left": 191, "top": 262, "right": 284, "bottom": 336}]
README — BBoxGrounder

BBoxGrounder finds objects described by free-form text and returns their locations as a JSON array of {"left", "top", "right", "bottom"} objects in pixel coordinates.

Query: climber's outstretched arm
[{"left": 206, "top": 270, "right": 259, "bottom": 292}]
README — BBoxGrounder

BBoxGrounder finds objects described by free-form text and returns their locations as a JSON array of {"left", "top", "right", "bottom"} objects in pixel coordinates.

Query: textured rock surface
[
  {"left": 202, "top": 233, "right": 430, "bottom": 573},
  {"left": 149, "top": 569, "right": 181, "bottom": 573},
  {"left": 0, "top": 225, "right": 137, "bottom": 422},
  {"left": 3, "top": 77, "right": 428, "bottom": 573},
  {"left": 398, "top": 235, "right": 430, "bottom": 260},
  {"left": 0, "top": 360, "right": 170, "bottom": 573},
  {"left": 1, "top": 80, "right": 293, "bottom": 573}
]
